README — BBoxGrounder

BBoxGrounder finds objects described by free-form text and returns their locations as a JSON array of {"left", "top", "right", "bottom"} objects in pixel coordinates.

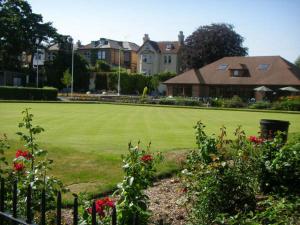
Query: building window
[
  {"left": 168, "top": 55, "right": 172, "bottom": 64},
  {"left": 142, "top": 55, "right": 152, "bottom": 63},
  {"left": 164, "top": 55, "right": 167, "bottom": 64},
  {"left": 124, "top": 52, "right": 130, "bottom": 62},
  {"left": 258, "top": 64, "right": 270, "bottom": 70},
  {"left": 143, "top": 55, "right": 147, "bottom": 63},
  {"left": 84, "top": 52, "right": 90, "bottom": 59},
  {"left": 166, "top": 44, "right": 173, "bottom": 50},
  {"left": 218, "top": 64, "right": 228, "bottom": 70},
  {"left": 98, "top": 51, "right": 106, "bottom": 60},
  {"left": 34, "top": 53, "right": 42, "bottom": 60},
  {"left": 233, "top": 70, "right": 239, "bottom": 76}
]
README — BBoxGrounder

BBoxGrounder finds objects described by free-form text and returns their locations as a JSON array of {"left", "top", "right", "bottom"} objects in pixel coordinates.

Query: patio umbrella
[
  {"left": 279, "top": 86, "right": 300, "bottom": 92},
  {"left": 254, "top": 86, "right": 273, "bottom": 92}
]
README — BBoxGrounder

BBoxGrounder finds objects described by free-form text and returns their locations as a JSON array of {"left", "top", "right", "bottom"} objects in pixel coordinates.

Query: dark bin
[{"left": 260, "top": 119, "right": 290, "bottom": 142}]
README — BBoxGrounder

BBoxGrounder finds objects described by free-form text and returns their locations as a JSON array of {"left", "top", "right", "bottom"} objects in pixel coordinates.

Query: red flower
[
  {"left": 141, "top": 154, "right": 153, "bottom": 163},
  {"left": 13, "top": 162, "right": 25, "bottom": 172},
  {"left": 249, "top": 136, "right": 265, "bottom": 144},
  {"left": 87, "top": 197, "right": 115, "bottom": 217},
  {"left": 181, "top": 187, "right": 188, "bottom": 193},
  {"left": 15, "top": 149, "right": 32, "bottom": 160}
]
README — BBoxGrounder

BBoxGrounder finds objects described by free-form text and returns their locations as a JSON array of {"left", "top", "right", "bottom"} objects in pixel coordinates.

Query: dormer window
[
  {"left": 258, "top": 64, "right": 270, "bottom": 70},
  {"left": 166, "top": 44, "right": 173, "bottom": 50},
  {"left": 233, "top": 70, "right": 239, "bottom": 76},
  {"left": 218, "top": 64, "right": 228, "bottom": 70}
]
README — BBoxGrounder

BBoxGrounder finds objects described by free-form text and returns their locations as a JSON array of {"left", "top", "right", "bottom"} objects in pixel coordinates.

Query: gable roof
[
  {"left": 78, "top": 38, "right": 139, "bottom": 51},
  {"left": 164, "top": 69, "right": 200, "bottom": 84},
  {"left": 164, "top": 56, "right": 300, "bottom": 86},
  {"left": 138, "top": 40, "right": 180, "bottom": 54}
]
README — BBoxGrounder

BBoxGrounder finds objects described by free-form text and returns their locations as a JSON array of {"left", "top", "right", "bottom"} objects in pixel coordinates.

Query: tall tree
[
  {"left": 0, "top": 0, "right": 57, "bottom": 70},
  {"left": 179, "top": 23, "right": 248, "bottom": 70},
  {"left": 295, "top": 56, "right": 300, "bottom": 68},
  {"left": 45, "top": 50, "right": 89, "bottom": 91}
]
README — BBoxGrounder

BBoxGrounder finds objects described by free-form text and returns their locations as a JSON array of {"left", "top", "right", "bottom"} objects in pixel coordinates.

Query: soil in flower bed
[
  {"left": 146, "top": 177, "right": 188, "bottom": 225},
  {"left": 61, "top": 177, "right": 187, "bottom": 225}
]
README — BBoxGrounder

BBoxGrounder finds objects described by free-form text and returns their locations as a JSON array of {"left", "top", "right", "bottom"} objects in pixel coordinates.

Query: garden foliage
[
  {"left": 0, "top": 86, "right": 58, "bottom": 100},
  {"left": 182, "top": 121, "right": 300, "bottom": 224},
  {"left": 114, "top": 142, "right": 163, "bottom": 225}
]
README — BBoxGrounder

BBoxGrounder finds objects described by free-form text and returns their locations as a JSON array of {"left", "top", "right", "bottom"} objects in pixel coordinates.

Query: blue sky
[{"left": 28, "top": 0, "right": 300, "bottom": 62}]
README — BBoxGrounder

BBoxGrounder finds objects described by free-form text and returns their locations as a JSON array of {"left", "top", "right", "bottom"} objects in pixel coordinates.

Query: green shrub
[
  {"left": 223, "top": 95, "right": 245, "bottom": 108},
  {"left": 94, "top": 72, "right": 152, "bottom": 94},
  {"left": 259, "top": 136, "right": 300, "bottom": 194},
  {"left": 215, "top": 195, "right": 300, "bottom": 224},
  {"left": 175, "top": 97, "right": 202, "bottom": 106},
  {"left": 182, "top": 122, "right": 257, "bottom": 224},
  {"left": 158, "top": 98, "right": 176, "bottom": 105},
  {"left": 272, "top": 99, "right": 300, "bottom": 111},
  {"left": 114, "top": 143, "right": 163, "bottom": 225},
  {"left": 0, "top": 86, "right": 57, "bottom": 100},
  {"left": 249, "top": 101, "right": 271, "bottom": 109},
  {"left": 210, "top": 98, "right": 223, "bottom": 107}
]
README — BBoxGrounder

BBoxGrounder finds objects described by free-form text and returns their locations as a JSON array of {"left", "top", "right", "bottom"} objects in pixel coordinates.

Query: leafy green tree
[
  {"left": 179, "top": 23, "right": 248, "bottom": 70},
  {"left": 45, "top": 50, "right": 89, "bottom": 91},
  {"left": 295, "top": 56, "right": 300, "bottom": 68},
  {"left": 93, "top": 60, "right": 111, "bottom": 72},
  {"left": 0, "top": 0, "right": 57, "bottom": 70},
  {"left": 61, "top": 68, "right": 72, "bottom": 94}
]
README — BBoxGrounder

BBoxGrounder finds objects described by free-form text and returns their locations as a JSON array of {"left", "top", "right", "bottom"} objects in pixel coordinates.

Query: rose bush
[{"left": 114, "top": 142, "right": 163, "bottom": 225}]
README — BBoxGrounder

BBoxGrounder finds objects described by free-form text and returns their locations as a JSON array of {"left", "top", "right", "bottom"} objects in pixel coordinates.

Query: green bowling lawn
[{"left": 0, "top": 102, "right": 299, "bottom": 196}]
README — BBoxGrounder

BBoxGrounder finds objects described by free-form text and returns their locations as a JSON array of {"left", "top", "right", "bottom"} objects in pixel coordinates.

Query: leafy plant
[
  {"left": 79, "top": 195, "right": 115, "bottom": 225},
  {"left": 223, "top": 95, "right": 245, "bottom": 108},
  {"left": 14, "top": 108, "right": 67, "bottom": 213},
  {"left": 114, "top": 142, "right": 163, "bottom": 225},
  {"left": 258, "top": 133, "right": 300, "bottom": 194},
  {"left": 182, "top": 122, "right": 257, "bottom": 224},
  {"left": 0, "top": 134, "right": 10, "bottom": 178},
  {"left": 61, "top": 68, "right": 72, "bottom": 94}
]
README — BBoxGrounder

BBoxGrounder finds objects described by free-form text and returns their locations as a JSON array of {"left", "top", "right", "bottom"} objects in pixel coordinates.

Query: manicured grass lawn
[{"left": 0, "top": 102, "right": 299, "bottom": 197}]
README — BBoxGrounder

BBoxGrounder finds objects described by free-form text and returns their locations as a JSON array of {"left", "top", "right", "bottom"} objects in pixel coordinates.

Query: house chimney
[
  {"left": 143, "top": 34, "right": 150, "bottom": 43},
  {"left": 178, "top": 31, "right": 184, "bottom": 46}
]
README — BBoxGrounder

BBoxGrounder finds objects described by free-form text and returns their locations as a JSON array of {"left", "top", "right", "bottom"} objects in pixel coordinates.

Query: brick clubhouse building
[{"left": 164, "top": 56, "right": 300, "bottom": 99}]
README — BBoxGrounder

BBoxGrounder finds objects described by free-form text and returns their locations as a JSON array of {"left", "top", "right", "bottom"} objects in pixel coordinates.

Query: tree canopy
[
  {"left": 179, "top": 23, "right": 248, "bottom": 70},
  {"left": 295, "top": 56, "right": 300, "bottom": 68},
  {"left": 45, "top": 50, "right": 89, "bottom": 91},
  {"left": 0, "top": 0, "right": 57, "bottom": 70}
]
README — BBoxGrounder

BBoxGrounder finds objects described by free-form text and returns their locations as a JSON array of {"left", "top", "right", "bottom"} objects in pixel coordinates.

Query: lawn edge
[{"left": 0, "top": 100, "right": 299, "bottom": 114}]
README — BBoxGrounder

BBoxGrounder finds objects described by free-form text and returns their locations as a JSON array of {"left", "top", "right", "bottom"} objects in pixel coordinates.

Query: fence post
[
  {"left": 26, "top": 185, "right": 32, "bottom": 223},
  {"left": 133, "top": 212, "right": 139, "bottom": 225},
  {"left": 57, "top": 191, "right": 61, "bottom": 225},
  {"left": 12, "top": 179, "right": 17, "bottom": 224},
  {"left": 0, "top": 178, "right": 5, "bottom": 225},
  {"left": 73, "top": 194, "right": 78, "bottom": 225},
  {"left": 111, "top": 206, "right": 116, "bottom": 225},
  {"left": 92, "top": 201, "right": 96, "bottom": 225},
  {"left": 41, "top": 189, "right": 46, "bottom": 225}
]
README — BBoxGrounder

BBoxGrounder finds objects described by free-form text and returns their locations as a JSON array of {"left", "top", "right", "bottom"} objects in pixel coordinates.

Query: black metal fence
[{"left": 0, "top": 178, "right": 164, "bottom": 225}]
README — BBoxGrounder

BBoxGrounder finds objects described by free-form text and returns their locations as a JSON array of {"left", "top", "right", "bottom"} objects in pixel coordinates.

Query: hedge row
[
  {"left": 94, "top": 72, "right": 176, "bottom": 94},
  {"left": 0, "top": 86, "right": 58, "bottom": 100}
]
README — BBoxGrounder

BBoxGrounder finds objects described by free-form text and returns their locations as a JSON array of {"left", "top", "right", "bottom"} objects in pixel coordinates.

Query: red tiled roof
[{"left": 164, "top": 56, "right": 300, "bottom": 86}]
